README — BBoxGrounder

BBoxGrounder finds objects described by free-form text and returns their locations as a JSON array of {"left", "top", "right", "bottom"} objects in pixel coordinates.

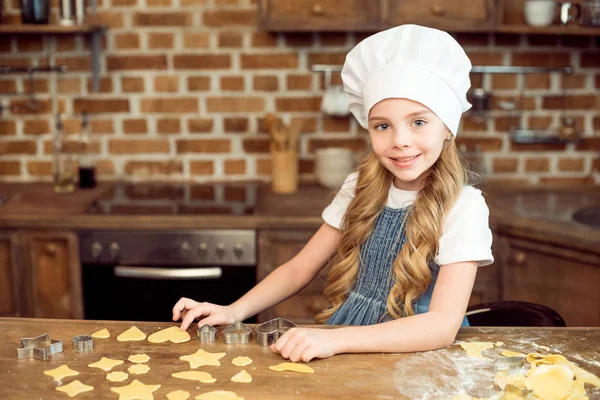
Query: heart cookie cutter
[
  {"left": 222, "top": 321, "right": 252, "bottom": 344},
  {"left": 255, "top": 318, "right": 297, "bottom": 347},
  {"left": 17, "top": 333, "right": 63, "bottom": 360},
  {"left": 197, "top": 324, "right": 217, "bottom": 343},
  {"left": 72, "top": 335, "right": 94, "bottom": 352}
]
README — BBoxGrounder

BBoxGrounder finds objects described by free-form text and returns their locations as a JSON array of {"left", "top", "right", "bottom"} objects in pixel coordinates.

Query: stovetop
[{"left": 85, "top": 182, "right": 262, "bottom": 216}]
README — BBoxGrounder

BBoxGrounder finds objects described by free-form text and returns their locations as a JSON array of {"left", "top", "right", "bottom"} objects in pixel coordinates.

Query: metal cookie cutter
[
  {"left": 222, "top": 321, "right": 252, "bottom": 344},
  {"left": 197, "top": 324, "right": 217, "bottom": 343},
  {"left": 17, "top": 333, "right": 63, "bottom": 360},
  {"left": 72, "top": 335, "right": 94, "bottom": 352},
  {"left": 256, "top": 318, "right": 297, "bottom": 347}
]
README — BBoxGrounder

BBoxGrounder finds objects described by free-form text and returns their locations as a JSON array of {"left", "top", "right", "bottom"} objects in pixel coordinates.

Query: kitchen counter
[{"left": 1, "top": 317, "right": 599, "bottom": 399}]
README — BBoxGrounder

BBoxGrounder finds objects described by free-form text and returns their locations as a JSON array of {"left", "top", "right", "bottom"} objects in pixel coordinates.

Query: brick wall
[{"left": 0, "top": 0, "right": 599, "bottom": 185}]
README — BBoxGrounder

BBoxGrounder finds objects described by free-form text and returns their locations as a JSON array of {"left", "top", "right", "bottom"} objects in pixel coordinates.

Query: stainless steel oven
[{"left": 78, "top": 229, "right": 257, "bottom": 322}]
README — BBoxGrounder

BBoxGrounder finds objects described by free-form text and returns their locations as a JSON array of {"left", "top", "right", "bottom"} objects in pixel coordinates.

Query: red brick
[
  {"left": 299, "top": 158, "right": 315, "bottom": 174},
  {"left": 0, "top": 140, "right": 36, "bottom": 154},
  {"left": 491, "top": 96, "right": 535, "bottom": 111},
  {"left": 183, "top": 33, "right": 210, "bottom": 49},
  {"left": 512, "top": 52, "right": 571, "bottom": 67},
  {"left": 581, "top": 52, "right": 600, "bottom": 68},
  {"left": 323, "top": 117, "right": 351, "bottom": 133},
  {"left": 147, "top": 0, "right": 171, "bottom": 5},
  {"left": 309, "top": 138, "right": 368, "bottom": 153},
  {"left": 91, "top": 120, "right": 113, "bottom": 134},
  {"left": 16, "top": 37, "right": 44, "bottom": 52},
  {"left": 558, "top": 158, "right": 584, "bottom": 172},
  {"left": 256, "top": 158, "right": 271, "bottom": 175},
  {"left": 56, "top": 37, "right": 76, "bottom": 52},
  {"left": 0, "top": 161, "right": 20, "bottom": 176},
  {"left": 23, "top": 120, "right": 50, "bottom": 135},
  {"left": 596, "top": 74, "right": 600, "bottom": 89},
  {"left": 470, "top": 73, "right": 483, "bottom": 89},
  {"left": 0, "top": 80, "right": 17, "bottom": 93},
  {"left": 241, "top": 54, "right": 298, "bottom": 69},
  {"left": 140, "top": 98, "right": 198, "bottom": 113},
  {"left": 491, "top": 74, "right": 517, "bottom": 90},
  {"left": 559, "top": 36, "right": 590, "bottom": 48},
  {"left": 224, "top": 159, "right": 246, "bottom": 175},
  {"left": 74, "top": 98, "right": 129, "bottom": 114},
  {"left": 243, "top": 138, "right": 270, "bottom": 154},
  {"left": 124, "top": 161, "right": 183, "bottom": 176},
  {"left": 287, "top": 74, "right": 312, "bottom": 91},
  {"left": 220, "top": 76, "right": 245, "bottom": 91},
  {"left": 525, "top": 158, "right": 550, "bottom": 172},
  {"left": 307, "top": 52, "right": 346, "bottom": 66},
  {"left": 188, "top": 76, "right": 211, "bottom": 91},
  {"left": 218, "top": 31, "right": 243, "bottom": 48},
  {"left": 253, "top": 76, "right": 279, "bottom": 91},
  {"left": 58, "top": 78, "right": 82, "bottom": 93},
  {"left": 525, "top": 73, "right": 551, "bottom": 89},
  {"left": 149, "top": 33, "right": 174, "bottom": 49},
  {"left": 224, "top": 118, "right": 248, "bottom": 132},
  {"left": 133, "top": 12, "right": 192, "bottom": 26},
  {"left": 561, "top": 74, "right": 586, "bottom": 89},
  {"left": 157, "top": 119, "right": 181, "bottom": 134},
  {"left": 542, "top": 95, "right": 598, "bottom": 110},
  {"left": 494, "top": 116, "right": 520, "bottom": 132},
  {"left": 97, "top": 160, "right": 115, "bottom": 175},
  {"left": 455, "top": 32, "right": 489, "bottom": 46},
  {"left": 112, "top": 0, "right": 136, "bottom": 5},
  {"left": 9, "top": 99, "right": 53, "bottom": 115},
  {"left": 109, "top": 139, "right": 170, "bottom": 154},
  {"left": 465, "top": 52, "right": 503, "bottom": 65},
  {"left": 206, "top": 97, "right": 265, "bottom": 112},
  {"left": 0, "top": 121, "right": 17, "bottom": 135},
  {"left": 122, "top": 77, "right": 145, "bottom": 92},
  {"left": 455, "top": 137, "right": 503, "bottom": 152},
  {"left": 154, "top": 76, "right": 179, "bottom": 92},
  {"left": 202, "top": 10, "right": 255, "bottom": 27},
  {"left": 23, "top": 79, "right": 48, "bottom": 94},
  {"left": 188, "top": 119, "right": 214, "bottom": 133},
  {"left": 174, "top": 55, "right": 231, "bottom": 70},
  {"left": 576, "top": 138, "right": 600, "bottom": 151},
  {"left": 493, "top": 158, "right": 519, "bottom": 173},
  {"left": 539, "top": 177, "right": 595, "bottom": 186},
  {"left": 114, "top": 33, "right": 140, "bottom": 49},
  {"left": 190, "top": 161, "right": 214, "bottom": 175},
  {"left": 86, "top": 77, "right": 113, "bottom": 93},
  {"left": 283, "top": 33, "right": 314, "bottom": 47},
  {"left": 528, "top": 116, "right": 553, "bottom": 130},
  {"left": 511, "top": 142, "right": 566, "bottom": 151},
  {"left": 320, "top": 32, "right": 349, "bottom": 46},
  {"left": 107, "top": 55, "right": 167, "bottom": 71},
  {"left": 54, "top": 56, "right": 90, "bottom": 72},
  {"left": 176, "top": 139, "right": 231, "bottom": 153},
  {"left": 27, "top": 161, "right": 52, "bottom": 176},
  {"left": 251, "top": 32, "right": 277, "bottom": 47},
  {"left": 526, "top": 35, "right": 558, "bottom": 47},
  {"left": 181, "top": 0, "right": 206, "bottom": 5},
  {"left": 461, "top": 118, "right": 488, "bottom": 132},
  {"left": 123, "top": 119, "right": 148, "bottom": 134},
  {"left": 275, "top": 97, "right": 321, "bottom": 112}
]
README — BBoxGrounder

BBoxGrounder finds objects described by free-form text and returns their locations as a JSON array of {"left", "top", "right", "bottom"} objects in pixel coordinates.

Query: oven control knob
[
  {"left": 216, "top": 242, "right": 226, "bottom": 258},
  {"left": 233, "top": 243, "right": 244, "bottom": 258},
  {"left": 197, "top": 242, "right": 208, "bottom": 257},
  {"left": 91, "top": 242, "right": 103, "bottom": 260},
  {"left": 180, "top": 241, "right": 191, "bottom": 259},
  {"left": 109, "top": 242, "right": 120, "bottom": 261}
]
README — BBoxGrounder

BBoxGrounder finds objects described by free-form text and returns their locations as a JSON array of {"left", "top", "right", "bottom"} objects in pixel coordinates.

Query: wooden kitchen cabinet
[
  {"left": 257, "top": 0, "right": 381, "bottom": 32},
  {"left": 497, "top": 234, "right": 600, "bottom": 327},
  {"left": 21, "top": 231, "right": 84, "bottom": 319},
  {"left": 382, "top": 0, "right": 499, "bottom": 31},
  {"left": 0, "top": 232, "right": 21, "bottom": 316}
]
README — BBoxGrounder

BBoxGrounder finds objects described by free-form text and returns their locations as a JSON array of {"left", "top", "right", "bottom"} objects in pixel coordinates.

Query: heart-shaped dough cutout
[{"left": 148, "top": 326, "right": 191, "bottom": 344}]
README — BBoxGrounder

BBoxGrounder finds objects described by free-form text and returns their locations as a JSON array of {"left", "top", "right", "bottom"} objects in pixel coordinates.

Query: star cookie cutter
[
  {"left": 222, "top": 321, "right": 252, "bottom": 344},
  {"left": 17, "top": 333, "right": 63, "bottom": 360},
  {"left": 197, "top": 324, "right": 217, "bottom": 343},
  {"left": 72, "top": 335, "right": 94, "bottom": 352},
  {"left": 255, "top": 318, "right": 297, "bottom": 347}
]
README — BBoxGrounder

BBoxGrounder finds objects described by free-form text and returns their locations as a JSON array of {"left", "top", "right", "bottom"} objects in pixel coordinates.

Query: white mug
[
  {"left": 315, "top": 147, "right": 354, "bottom": 188},
  {"left": 524, "top": 0, "right": 557, "bottom": 27}
]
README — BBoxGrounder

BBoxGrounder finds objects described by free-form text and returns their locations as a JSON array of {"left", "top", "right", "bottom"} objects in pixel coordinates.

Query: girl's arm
[
  {"left": 272, "top": 261, "right": 478, "bottom": 361},
  {"left": 174, "top": 223, "right": 341, "bottom": 329}
]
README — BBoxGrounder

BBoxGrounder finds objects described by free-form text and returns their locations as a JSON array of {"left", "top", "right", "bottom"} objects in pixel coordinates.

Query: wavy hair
[{"left": 315, "top": 137, "right": 468, "bottom": 323}]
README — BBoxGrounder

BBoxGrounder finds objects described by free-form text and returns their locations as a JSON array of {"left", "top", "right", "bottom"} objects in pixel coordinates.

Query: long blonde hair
[{"left": 316, "top": 137, "right": 468, "bottom": 323}]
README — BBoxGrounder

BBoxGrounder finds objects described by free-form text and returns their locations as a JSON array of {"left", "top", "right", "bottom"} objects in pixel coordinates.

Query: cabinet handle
[
  {"left": 311, "top": 4, "right": 324, "bottom": 16},
  {"left": 513, "top": 251, "right": 527, "bottom": 265},
  {"left": 44, "top": 243, "right": 58, "bottom": 256},
  {"left": 431, "top": 5, "right": 446, "bottom": 16}
]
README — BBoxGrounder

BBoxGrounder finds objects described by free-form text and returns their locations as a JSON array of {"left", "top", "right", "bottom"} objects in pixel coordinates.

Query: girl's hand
[
  {"left": 270, "top": 328, "right": 339, "bottom": 363},
  {"left": 172, "top": 297, "right": 239, "bottom": 330}
]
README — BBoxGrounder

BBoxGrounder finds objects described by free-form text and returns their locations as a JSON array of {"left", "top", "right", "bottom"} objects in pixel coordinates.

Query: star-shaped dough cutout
[
  {"left": 88, "top": 357, "right": 124, "bottom": 371},
  {"left": 55, "top": 380, "right": 94, "bottom": 397},
  {"left": 179, "top": 349, "right": 226, "bottom": 369},
  {"left": 44, "top": 364, "right": 79, "bottom": 381},
  {"left": 110, "top": 379, "right": 161, "bottom": 400}
]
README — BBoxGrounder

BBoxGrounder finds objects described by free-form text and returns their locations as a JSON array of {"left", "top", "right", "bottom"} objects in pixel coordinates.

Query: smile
[{"left": 389, "top": 154, "right": 421, "bottom": 167}]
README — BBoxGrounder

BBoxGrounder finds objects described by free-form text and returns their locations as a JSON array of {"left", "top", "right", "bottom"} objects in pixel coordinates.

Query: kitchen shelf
[
  {"left": 0, "top": 24, "right": 105, "bottom": 34},
  {"left": 497, "top": 24, "right": 600, "bottom": 36}
]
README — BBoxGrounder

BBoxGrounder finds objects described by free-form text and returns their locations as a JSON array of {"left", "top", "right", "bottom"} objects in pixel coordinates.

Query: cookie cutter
[
  {"left": 17, "top": 333, "right": 63, "bottom": 360},
  {"left": 256, "top": 318, "right": 297, "bottom": 347},
  {"left": 494, "top": 356, "right": 526, "bottom": 374},
  {"left": 222, "top": 321, "right": 252, "bottom": 344},
  {"left": 197, "top": 324, "right": 217, "bottom": 343},
  {"left": 72, "top": 335, "right": 94, "bottom": 352}
]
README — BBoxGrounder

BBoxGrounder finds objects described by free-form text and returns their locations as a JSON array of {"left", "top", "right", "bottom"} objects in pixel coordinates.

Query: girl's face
[{"left": 368, "top": 98, "right": 449, "bottom": 191}]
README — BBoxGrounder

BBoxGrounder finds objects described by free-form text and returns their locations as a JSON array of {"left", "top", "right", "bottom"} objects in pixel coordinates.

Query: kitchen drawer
[
  {"left": 258, "top": 0, "right": 381, "bottom": 31},
  {"left": 383, "top": 0, "right": 499, "bottom": 30}
]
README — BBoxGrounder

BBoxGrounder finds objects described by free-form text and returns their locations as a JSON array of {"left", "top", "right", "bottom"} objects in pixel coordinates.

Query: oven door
[{"left": 82, "top": 263, "right": 256, "bottom": 322}]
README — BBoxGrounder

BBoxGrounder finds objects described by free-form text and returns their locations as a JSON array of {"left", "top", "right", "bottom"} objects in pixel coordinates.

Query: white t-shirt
[{"left": 322, "top": 172, "right": 494, "bottom": 267}]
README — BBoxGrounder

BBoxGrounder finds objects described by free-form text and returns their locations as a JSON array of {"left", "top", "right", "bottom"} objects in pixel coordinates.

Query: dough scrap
[
  {"left": 231, "top": 356, "right": 253, "bottom": 367},
  {"left": 527, "top": 364, "right": 574, "bottom": 400},
  {"left": 55, "top": 380, "right": 94, "bottom": 397},
  {"left": 117, "top": 326, "right": 147, "bottom": 342},
  {"left": 495, "top": 341, "right": 504, "bottom": 347},
  {"left": 106, "top": 371, "right": 129, "bottom": 382},
  {"left": 44, "top": 364, "right": 79, "bottom": 381},
  {"left": 230, "top": 370, "right": 252, "bottom": 383},
  {"left": 269, "top": 362, "right": 314, "bottom": 374},
  {"left": 128, "top": 364, "right": 150, "bottom": 375},
  {"left": 167, "top": 390, "right": 191, "bottom": 400},
  {"left": 501, "top": 350, "right": 527, "bottom": 358},
  {"left": 195, "top": 391, "right": 244, "bottom": 400},
  {"left": 538, "top": 345, "right": 551, "bottom": 352},
  {"left": 88, "top": 357, "right": 124, "bottom": 372},
  {"left": 179, "top": 349, "right": 226, "bottom": 369},
  {"left": 128, "top": 354, "right": 150, "bottom": 364},
  {"left": 110, "top": 379, "right": 161, "bottom": 400},
  {"left": 459, "top": 342, "right": 495, "bottom": 359},
  {"left": 172, "top": 371, "right": 217, "bottom": 383},
  {"left": 91, "top": 328, "right": 110, "bottom": 339},
  {"left": 148, "top": 326, "right": 191, "bottom": 344}
]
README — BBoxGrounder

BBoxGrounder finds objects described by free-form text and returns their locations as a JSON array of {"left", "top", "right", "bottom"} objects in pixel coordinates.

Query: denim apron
[{"left": 325, "top": 206, "right": 470, "bottom": 327}]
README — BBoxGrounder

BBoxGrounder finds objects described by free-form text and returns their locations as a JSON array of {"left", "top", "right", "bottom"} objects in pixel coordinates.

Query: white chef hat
[{"left": 342, "top": 24, "right": 472, "bottom": 136}]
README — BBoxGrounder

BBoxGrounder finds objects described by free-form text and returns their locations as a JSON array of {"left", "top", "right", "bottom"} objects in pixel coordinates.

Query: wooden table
[{"left": 1, "top": 318, "right": 599, "bottom": 399}]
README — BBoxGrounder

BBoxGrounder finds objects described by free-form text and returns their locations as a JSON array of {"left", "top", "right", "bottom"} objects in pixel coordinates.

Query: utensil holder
[{"left": 271, "top": 150, "right": 298, "bottom": 194}]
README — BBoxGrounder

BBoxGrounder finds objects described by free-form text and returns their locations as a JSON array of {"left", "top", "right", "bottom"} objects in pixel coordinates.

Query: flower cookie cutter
[
  {"left": 72, "top": 335, "right": 94, "bottom": 352},
  {"left": 222, "top": 321, "right": 252, "bottom": 344},
  {"left": 197, "top": 324, "right": 217, "bottom": 343},
  {"left": 255, "top": 318, "right": 297, "bottom": 347},
  {"left": 17, "top": 333, "right": 63, "bottom": 360}
]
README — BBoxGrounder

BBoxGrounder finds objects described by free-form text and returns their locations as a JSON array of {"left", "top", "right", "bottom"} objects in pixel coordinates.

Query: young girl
[{"left": 173, "top": 24, "right": 493, "bottom": 363}]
